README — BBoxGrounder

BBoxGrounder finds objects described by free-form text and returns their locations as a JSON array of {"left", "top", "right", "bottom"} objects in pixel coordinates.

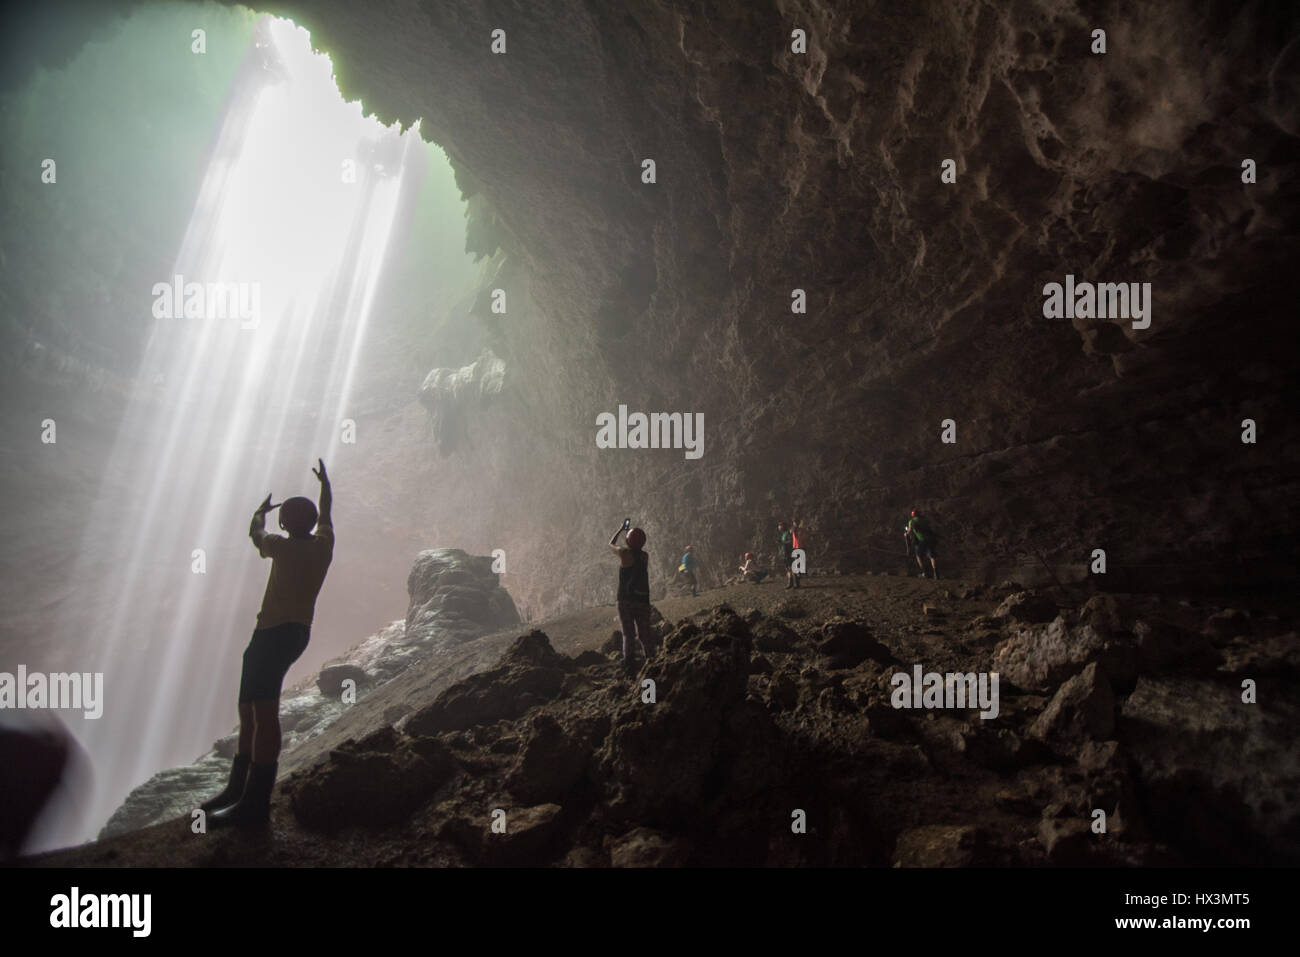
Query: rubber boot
[
  {"left": 199, "top": 753, "right": 250, "bottom": 813},
  {"left": 209, "top": 761, "right": 276, "bottom": 829}
]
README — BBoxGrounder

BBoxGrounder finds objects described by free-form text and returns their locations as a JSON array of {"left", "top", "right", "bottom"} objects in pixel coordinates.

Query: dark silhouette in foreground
[
  {"left": 0, "top": 715, "right": 71, "bottom": 859},
  {"left": 202, "top": 458, "right": 334, "bottom": 828}
]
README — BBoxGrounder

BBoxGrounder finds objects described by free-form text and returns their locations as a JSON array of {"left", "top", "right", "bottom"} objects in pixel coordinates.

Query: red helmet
[
  {"left": 744, "top": 551, "right": 754, "bottom": 560},
  {"left": 684, "top": 545, "right": 692, "bottom": 551},
  {"left": 910, "top": 510, "right": 918, "bottom": 517},
  {"left": 280, "top": 496, "right": 318, "bottom": 535},
  {"left": 626, "top": 527, "right": 646, "bottom": 550}
]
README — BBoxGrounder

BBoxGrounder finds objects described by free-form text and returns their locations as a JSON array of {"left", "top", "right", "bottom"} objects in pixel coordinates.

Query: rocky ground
[{"left": 28, "top": 568, "right": 1298, "bottom": 867}]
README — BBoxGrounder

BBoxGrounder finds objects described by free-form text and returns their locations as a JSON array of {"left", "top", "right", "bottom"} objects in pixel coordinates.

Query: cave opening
[{"left": 5, "top": 6, "right": 484, "bottom": 851}]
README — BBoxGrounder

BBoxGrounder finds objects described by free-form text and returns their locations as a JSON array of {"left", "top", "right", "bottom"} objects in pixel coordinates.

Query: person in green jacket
[
  {"left": 904, "top": 509, "right": 939, "bottom": 580},
  {"left": 778, "top": 520, "right": 798, "bottom": 589}
]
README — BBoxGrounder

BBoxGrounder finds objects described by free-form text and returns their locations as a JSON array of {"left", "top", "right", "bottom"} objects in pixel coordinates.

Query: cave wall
[
  {"left": 263, "top": 0, "right": 1297, "bottom": 612},
  {"left": 6, "top": 0, "right": 1296, "bottom": 622}
]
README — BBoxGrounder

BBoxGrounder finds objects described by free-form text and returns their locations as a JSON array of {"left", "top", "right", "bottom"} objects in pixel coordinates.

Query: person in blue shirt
[{"left": 679, "top": 545, "right": 698, "bottom": 596}]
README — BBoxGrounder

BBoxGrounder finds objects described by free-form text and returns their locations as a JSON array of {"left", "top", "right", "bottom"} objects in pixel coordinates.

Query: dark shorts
[
  {"left": 914, "top": 541, "right": 935, "bottom": 559},
  {"left": 238, "top": 622, "right": 310, "bottom": 704}
]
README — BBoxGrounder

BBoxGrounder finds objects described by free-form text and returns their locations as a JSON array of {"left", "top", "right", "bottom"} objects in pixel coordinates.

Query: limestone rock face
[{"left": 246, "top": 0, "right": 1299, "bottom": 606}]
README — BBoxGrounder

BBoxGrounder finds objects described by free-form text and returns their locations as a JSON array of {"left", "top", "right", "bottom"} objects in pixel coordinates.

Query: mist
[{"left": 1, "top": 3, "right": 486, "bottom": 849}]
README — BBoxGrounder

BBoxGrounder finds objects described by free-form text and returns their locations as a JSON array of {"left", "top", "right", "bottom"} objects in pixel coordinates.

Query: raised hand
[
  {"left": 312, "top": 458, "right": 329, "bottom": 484},
  {"left": 258, "top": 494, "right": 280, "bottom": 513}
]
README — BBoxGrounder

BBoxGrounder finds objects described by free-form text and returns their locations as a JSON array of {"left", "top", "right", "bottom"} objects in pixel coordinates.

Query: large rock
[
  {"left": 318, "top": 663, "right": 370, "bottom": 699},
  {"left": 286, "top": 727, "right": 457, "bottom": 833},
  {"left": 405, "top": 549, "right": 520, "bottom": 647},
  {"left": 404, "top": 631, "right": 569, "bottom": 735},
  {"left": 992, "top": 615, "right": 1131, "bottom": 692},
  {"left": 1030, "top": 662, "right": 1116, "bottom": 746},
  {"left": 1118, "top": 677, "right": 1300, "bottom": 864},
  {"left": 505, "top": 712, "right": 604, "bottom": 805},
  {"left": 596, "top": 618, "right": 787, "bottom": 827},
  {"left": 993, "top": 592, "right": 1058, "bottom": 625},
  {"left": 816, "top": 618, "right": 893, "bottom": 670}
]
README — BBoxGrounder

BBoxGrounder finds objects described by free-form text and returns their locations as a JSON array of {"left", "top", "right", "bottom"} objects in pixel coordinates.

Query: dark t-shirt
[{"left": 618, "top": 550, "right": 651, "bottom": 605}]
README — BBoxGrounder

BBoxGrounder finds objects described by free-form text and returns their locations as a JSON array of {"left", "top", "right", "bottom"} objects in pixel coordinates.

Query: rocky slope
[{"left": 34, "top": 571, "right": 1299, "bottom": 867}]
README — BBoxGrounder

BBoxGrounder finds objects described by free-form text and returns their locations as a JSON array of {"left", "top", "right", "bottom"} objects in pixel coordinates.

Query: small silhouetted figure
[
  {"left": 904, "top": 509, "right": 939, "bottom": 579},
  {"left": 609, "top": 520, "right": 654, "bottom": 678},
  {"left": 680, "top": 544, "right": 698, "bottom": 596},
  {"left": 791, "top": 518, "right": 807, "bottom": 583},
  {"left": 778, "top": 520, "right": 799, "bottom": 589},
  {"left": 739, "top": 552, "right": 766, "bottom": 583},
  {"left": 202, "top": 459, "right": 333, "bottom": 828}
]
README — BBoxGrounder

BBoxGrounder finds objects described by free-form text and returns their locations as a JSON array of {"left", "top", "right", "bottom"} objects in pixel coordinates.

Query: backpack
[{"left": 913, "top": 516, "right": 937, "bottom": 546}]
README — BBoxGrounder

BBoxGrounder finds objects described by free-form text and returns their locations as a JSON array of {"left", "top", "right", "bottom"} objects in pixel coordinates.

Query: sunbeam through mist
[{"left": 48, "top": 16, "right": 423, "bottom": 849}]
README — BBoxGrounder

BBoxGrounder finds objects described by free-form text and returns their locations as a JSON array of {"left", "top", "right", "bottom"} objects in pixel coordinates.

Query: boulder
[
  {"left": 993, "top": 591, "right": 1057, "bottom": 624},
  {"left": 816, "top": 618, "right": 893, "bottom": 670},
  {"left": 1118, "top": 676, "right": 1300, "bottom": 864},
  {"left": 405, "top": 631, "right": 568, "bottom": 735},
  {"left": 1030, "top": 662, "right": 1116, "bottom": 746},
  {"left": 317, "top": 663, "right": 370, "bottom": 699},
  {"left": 505, "top": 712, "right": 599, "bottom": 805},
  {"left": 751, "top": 618, "right": 799, "bottom": 654},
  {"left": 992, "top": 615, "right": 1128, "bottom": 692},
  {"left": 286, "top": 727, "right": 456, "bottom": 832}
]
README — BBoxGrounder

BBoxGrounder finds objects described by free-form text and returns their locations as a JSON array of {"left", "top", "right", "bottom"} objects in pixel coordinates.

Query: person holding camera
[{"left": 608, "top": 518, "right": 654, "bottom": 678}]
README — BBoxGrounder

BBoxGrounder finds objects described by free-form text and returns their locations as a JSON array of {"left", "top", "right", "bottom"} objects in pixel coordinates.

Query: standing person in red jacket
[{"left": 790, "top": 518, "right": 807, "bottom": 585}]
